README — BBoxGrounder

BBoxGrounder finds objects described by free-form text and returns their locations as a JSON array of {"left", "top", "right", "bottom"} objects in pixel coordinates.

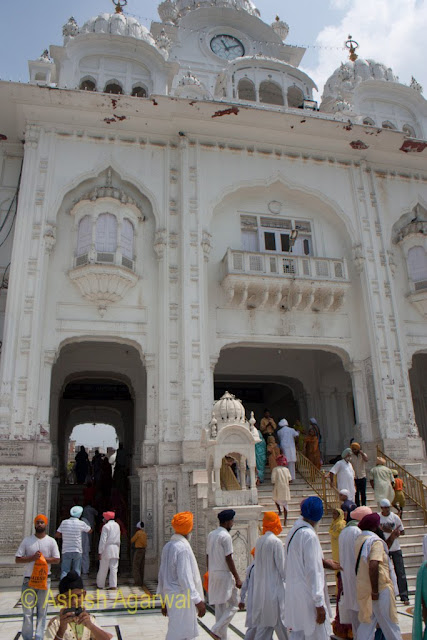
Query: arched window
[
  {"left": 96, "top": 213, "right": 117, "bottom": 253},
  {"left": 104, "top": 81, "right": 123, "bottom": 95},
  {"left": 363, "top": 117, "right": 375, "bottom": 126},
  {"left": 382, "top": 120, "right": 396, "bottom": 130},
  {"left": 407, "top": 246, "right": 427, "bottom": 284},
  {"left": 287, "top": 85, "right": 304, "bottom": 109},
  {"left": 121, "top": 219, "right": 134, "bottom": 260},
  {"left": 402, "top": 124, "right": 416, "bottom": 137},
  {"left": 238, "top": 78, "right": 256, "bottom": 101},
  {"left": 80, "top": 78, "right": 96, "bottom": 91},
  {"left": 259, "top": 81, "right": 284, "bottom": 106},
  {"left": 131, "top": 85, "right": 147, "bottom": 98},
  {"left": 77, "top": 215, "right": 92, "bottom": 256}
]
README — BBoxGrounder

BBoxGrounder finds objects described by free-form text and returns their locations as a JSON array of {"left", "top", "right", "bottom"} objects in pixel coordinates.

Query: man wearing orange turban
[
  {"left": 251, "top": 512, "right": 286, "bottom": 640},
  {"left": 158, "top": 512, "right": 206, "bottom": 640},
  {"left": 15, "top": 515, "right": 60, "bottom": 640},
  {"left": 171, "top": 511, "right": 194, "bottom": 536}
]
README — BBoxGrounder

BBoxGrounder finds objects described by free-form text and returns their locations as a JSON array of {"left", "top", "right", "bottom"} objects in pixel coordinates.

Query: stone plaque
[
  {"left": 0, "top": 482, "right": 27, "bottom": 553},
  {"left": 37, "top": 481, "right": 48, "bottom": 516},
  {"left": 163, "top": 480, "right": 177, "bottom": 540}
]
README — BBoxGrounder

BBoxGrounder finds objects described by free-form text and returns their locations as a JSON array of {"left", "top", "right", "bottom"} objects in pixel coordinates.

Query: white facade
[{"left": 0, "top": 0, "right": 427, "bottom": 582}]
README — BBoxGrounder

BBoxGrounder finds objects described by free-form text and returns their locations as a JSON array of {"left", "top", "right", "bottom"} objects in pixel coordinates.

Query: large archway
[
  {"left": 49, "top": 340, "right": 146, "bottom": 533},
  {"left": 214, "top": 345, "right": 355, "bottom": 459}
]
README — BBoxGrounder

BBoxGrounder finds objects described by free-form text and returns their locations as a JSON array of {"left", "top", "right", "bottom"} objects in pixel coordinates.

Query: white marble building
[{"left": 0, "top": 0, "right": 427, "bottom": 581}]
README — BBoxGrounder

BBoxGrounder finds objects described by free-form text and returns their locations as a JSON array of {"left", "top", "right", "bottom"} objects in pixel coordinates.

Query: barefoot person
[
  {"left": 158, "top": 511, "right": 206, "bottom": 640},
  {"left": 207, "top": 509, "right": 242, "bottom": 639},
  {"left": 271, "top": 455, "right": 291, "bottom": 526}
]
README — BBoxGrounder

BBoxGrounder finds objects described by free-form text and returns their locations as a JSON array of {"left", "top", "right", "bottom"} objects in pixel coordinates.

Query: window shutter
[
  {"left": 408, "top": 246, "right": 427, "bottom": 282},
  {"left": 96, "top": 213, "right": 117, "bottom": 252},
  {"left": 121, "top": 219, "right": 134, "bottom": 259},
  {"left": 77, "top": 216, "right": 92, "bottom": 256}
]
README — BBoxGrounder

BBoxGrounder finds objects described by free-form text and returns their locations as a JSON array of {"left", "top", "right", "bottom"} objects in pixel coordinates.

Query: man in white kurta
[
  {"left": 284, "top": 496, "right": 331, "bottom": 640},
  {"left": 158, "top": 511, "right": 206, "bottom": 640},
  {"left": 328, "top": 449, "right": 356, "bottom": 502},
  {"left": 277, "top": 419, "right": 299, "bottom": 480},
  {"left": 338, "top": 506, "right": 372, "bottom": 637},
  {"left": 207, "top": 509, "right": 241, "bottom": 640},
  {"left": 96, "top": 511, "right": 120, "bottom": 589},
  {"left": 252, "top": 512, "right": 287, "bottom": 640}
]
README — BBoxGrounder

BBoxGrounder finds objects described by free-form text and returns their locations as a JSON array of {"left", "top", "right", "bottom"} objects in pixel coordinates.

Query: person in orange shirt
[
  {"left": 392, "top": 470, "right": 405, "bottom": 518},
  {"left": 131, "top": 521, "right": 147, "bottom": 587}
]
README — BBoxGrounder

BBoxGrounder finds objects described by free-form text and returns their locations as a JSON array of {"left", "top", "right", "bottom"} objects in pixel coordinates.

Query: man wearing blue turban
[
  {"left": 284, "top": 497, "right": 334, "bottom": 640},
  {"left": 55, "top": 506, "right": 92, "bottom": 579}
]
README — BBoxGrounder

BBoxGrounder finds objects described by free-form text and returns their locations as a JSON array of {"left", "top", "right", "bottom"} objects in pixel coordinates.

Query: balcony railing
[
  {"left": 221, "top": 248, "right": 350, "bottom": 311},
  {"left": 222, "top": 248, "right": 348, "bottom": 281},
  {"left": 74, "top": 250, "right": 135, "bottom": 272}
]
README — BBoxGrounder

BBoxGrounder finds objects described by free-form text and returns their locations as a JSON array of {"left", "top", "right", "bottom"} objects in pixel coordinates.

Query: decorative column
[{"left": 350, "top": 163, "right": 424, "bottom": 460}]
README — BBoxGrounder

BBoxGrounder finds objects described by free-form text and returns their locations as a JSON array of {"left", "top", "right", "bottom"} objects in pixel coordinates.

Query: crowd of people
[{"left": 14, "top": 423, "right": 427, "bottom": 640}]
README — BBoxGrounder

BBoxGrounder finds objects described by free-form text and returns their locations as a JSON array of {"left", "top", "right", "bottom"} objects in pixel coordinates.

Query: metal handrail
[
  {"left": 296, "top": 450, "right": 341, "bottom": 512},
  {"left": 376, "top": 446, "right": 427, "bottom": 524}
]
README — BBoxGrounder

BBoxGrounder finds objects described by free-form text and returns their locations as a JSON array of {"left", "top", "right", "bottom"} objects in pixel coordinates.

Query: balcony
[
  {"left": 69, "top": 251, "right": 138, "bottom": 315},
  {"left": 221, "top": 248, "right": 350, "bottom": 311}
]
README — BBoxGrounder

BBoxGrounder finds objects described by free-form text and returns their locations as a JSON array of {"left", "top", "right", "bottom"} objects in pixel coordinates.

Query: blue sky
[{"left": 2, "top": 0, "right": 426, "bottom": 96}]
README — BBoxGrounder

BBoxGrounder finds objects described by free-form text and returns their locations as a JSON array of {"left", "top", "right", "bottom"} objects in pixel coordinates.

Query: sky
[
  {"left": 70, "top": 423, "right": 118, "bottom": 449},
  {"left": 1, "top": 0, "right": 426, "bottom": 99}
]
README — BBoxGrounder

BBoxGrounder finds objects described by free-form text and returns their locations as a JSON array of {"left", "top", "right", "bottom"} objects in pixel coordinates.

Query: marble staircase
[{"left": 257, "top": 467, "right": 426, "bottom": 597}]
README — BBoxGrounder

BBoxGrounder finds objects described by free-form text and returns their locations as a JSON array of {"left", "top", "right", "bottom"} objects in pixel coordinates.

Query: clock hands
[{"left": 221, "top": 39, "right": 231, "bottom": 51}]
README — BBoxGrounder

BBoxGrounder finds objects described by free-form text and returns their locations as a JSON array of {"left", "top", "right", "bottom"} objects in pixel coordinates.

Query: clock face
[{"left": 210, "top": 35, "right": 245, "bottom": 60}]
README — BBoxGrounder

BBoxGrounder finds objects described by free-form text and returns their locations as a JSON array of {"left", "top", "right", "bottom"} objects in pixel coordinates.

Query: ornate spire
[
  {"left": 112, "top": 0, "right": 128, "bottom": 13},
  {"left": 345, "top": 35, "right": 359, "bottom": 62}
]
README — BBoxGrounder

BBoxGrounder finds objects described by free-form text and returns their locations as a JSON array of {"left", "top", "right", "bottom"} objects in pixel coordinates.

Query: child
[
  {"left": 130, "top": 520, "right": 147, "bottom": 587},
  {"left": 392, "top": 469, "right": 405, "bottom": 518},
  {"left": 266, "top": 435, "right": 281, "bottom": 471}
]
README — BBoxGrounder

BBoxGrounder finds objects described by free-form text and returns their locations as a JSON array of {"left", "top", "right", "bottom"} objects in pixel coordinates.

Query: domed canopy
[
  {"left": 322, "top": 58, "right": 398, "bottom": 105},
  {"left": 174, "top": 0, "right": 260, "bottom": 18},
  {"left": 80, "top": 12, "right": 155, "bottom": 44},
  {"left": 211, "top": 391, "right": 247, "bottom": 430}
]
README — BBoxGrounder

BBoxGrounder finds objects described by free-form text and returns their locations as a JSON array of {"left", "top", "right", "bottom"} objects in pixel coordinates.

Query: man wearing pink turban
[
  {"left": 338, "top": 506, "right": 373, "bottom": 637},
  {"left": 96, "top": 512, "right": 121, "bottom": 590}
]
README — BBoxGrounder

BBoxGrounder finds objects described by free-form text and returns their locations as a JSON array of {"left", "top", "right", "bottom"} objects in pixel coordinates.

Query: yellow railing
[
  {"left": 377, "top": 446, "right": 427, "bottom": 524},
  {"left": 296, "top": 450, "right": 341, "bottom": 513}
]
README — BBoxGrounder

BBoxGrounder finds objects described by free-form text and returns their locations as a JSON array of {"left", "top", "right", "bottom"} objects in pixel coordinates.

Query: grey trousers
[{"left": 254, "top": 617, "right": 288, "bottom": 640}]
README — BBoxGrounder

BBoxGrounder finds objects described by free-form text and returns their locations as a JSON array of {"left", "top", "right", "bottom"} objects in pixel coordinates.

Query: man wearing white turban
[
  {"left": 55, "top": 506, "right": 92, "bottom": 579},
  {"left": 328, "top": 449, "right": 356, "bottom": 502},
  {"left": 276, "top": 419, "right": 299, "bottom": 480}
]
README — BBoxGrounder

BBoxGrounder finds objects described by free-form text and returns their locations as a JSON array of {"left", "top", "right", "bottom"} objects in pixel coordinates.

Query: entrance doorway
[
  {"left": 49, "top": 340, "right": 146, "bottom": 552},
  {"left": 214, "top": 345, "right": 355, "bottom": 459}
]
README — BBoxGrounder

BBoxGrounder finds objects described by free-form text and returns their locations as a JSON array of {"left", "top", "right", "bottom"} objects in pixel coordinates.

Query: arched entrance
[
  {"left": 49, "top": 340, "right": 146, "bottom": 536},
  {"left": 214, "top": 345, "right": 355, "bottom": 459}
]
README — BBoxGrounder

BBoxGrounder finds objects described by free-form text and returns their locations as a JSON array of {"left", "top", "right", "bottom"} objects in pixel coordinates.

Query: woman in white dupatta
[{"left": 158, "top": 512, "right": 206, "bottom": 640}]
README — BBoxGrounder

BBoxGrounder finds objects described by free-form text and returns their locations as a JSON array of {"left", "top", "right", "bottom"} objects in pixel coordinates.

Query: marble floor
[{"left": 0, "top": 582, "right": 415, "bottom": 639}]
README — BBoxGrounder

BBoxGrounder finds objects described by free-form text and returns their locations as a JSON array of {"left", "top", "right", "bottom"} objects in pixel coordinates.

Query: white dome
[
  {"left": 211, "top": 391, "right": 247, "bottom": 429},
  {"left": 322, "top": 58, "right": 398, "bottom": 105},
  {"left": 80, "top": 13, "right": 155, "bottom": 44},
  {"left": 174, "top": 0, "right": 260, "bottom": 18}
]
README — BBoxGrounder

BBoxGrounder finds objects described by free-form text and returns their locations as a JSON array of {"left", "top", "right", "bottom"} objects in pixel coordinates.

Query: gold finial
[
  {"left": 275, "top": 15, "right": 280, "bottom": 21},
  {"left": 345, "top": 35, "right": 359, "bottom": 62},
  {"left": 112, "top": 0, "right": 127, "bottom": 13}
]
